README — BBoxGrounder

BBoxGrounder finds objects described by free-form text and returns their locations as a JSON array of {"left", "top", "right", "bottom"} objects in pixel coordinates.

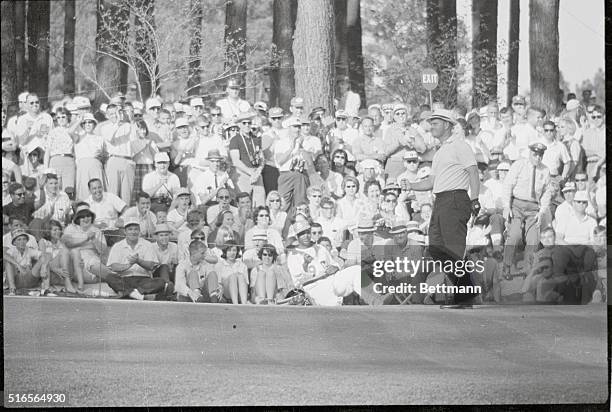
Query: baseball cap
[
  {"left": 268, "top": 107, "right": 283, "bottom": 118},
  {"left": 123, "top": 217, "right": 141, "bottom": 229},
  {"left": 512, "top": 95, "right": 526, "bottom": 105},
  {"left": 290, "top": 97, "right": 304, "bottom": 107},
  {"left": 175, "top": 118, "right": 190, "bottom": 128},
  {"left": 145, "top": 98, "right": 162, "bottom": 111},
  {"left": 154, "top": 152, "right": 170, "bottom": 163},
  {"left": 573, "top": 191, "right": 589, "bottom": 202},
  {"left": 155, "top": 223, "right": 172, "bottom": 234}
]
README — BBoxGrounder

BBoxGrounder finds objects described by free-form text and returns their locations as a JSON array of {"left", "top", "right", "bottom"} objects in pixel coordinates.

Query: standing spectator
[
  {"left": 326, "top": 110, "right": 359, "bottom": 161},
  {"left": 537, "top": 121, "right": 572, "bottom": 181},
  {"left": 337, "top": 76, "right": 361, "bottom": 116},
  {"left": 229, "top": 112, "right": 265, "bottom": 206},
  {"left": 557, "top": 118, "right": 584, "bottom": 178},
  {"left": 580, "top": 105, "right": 605, "bottom": 182},
  {"left": 15, "top": 93, "right": 53, "bottom": 155},
  {"left": 465, "top": 112, "right": 492, "bottom": 166},
  {"left": 131, "top": 120, "right": 159, "bottom": 204},
  {"left": 188, "top": 149, "right": 233, "bottom": 206},
  {"left": 44, "top": 107, "right": 77, "bottom": 189},
  {"left": 510, "top": 95, "right": 527, "bottom": 124},
  {"left": 260, "top": 107, "right": 284, "bottom": 193},
  {"left": 74, "top": 113, "right": 106, "bottom": 201},
  {"left": 383, "top": 104, "right": 426, "bottom": 180},
  {"left": 310, "top": 153, "right": 343, "bottom": 199},
  {"left": 510, "top": 107, "right": 544, "bottom": 159},
  {"left": 273, "top": 117, "right": 310, "bottom": 212},
  {"left": 216, "top": 78, "right": 251, "bottom": 121},
  {"left": 352, "top": 116, "right": 386, "bottom": 164},
  {"left": 98, "top": 104, "right": 135, "bottom": 203},
  {"left": 171, "top": 117, "right": 198, "bottom": 186},
  {"left": 553, "top": 182, "right": 576, "bottom": 228},
  {"left": 502, "top": 143, "right": 552, "bottom": 276}
]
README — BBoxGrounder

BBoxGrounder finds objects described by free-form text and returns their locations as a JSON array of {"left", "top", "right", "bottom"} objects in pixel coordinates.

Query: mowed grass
[{"left": 4, "top": 297, "right": 608, "bottom": 407}]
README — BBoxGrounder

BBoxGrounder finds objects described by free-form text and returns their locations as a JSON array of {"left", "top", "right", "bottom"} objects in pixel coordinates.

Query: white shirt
[
  {"left": 107, "top": 238, "right": 158, "bottom": 277},
  {"left": 555, "top": 210, "right": 597, "bottom": 245},
  {"left": 188, "top": 169, "right": 232, "bottom": 205},
  {"left": 15, "top": 112, "right": 53, "bottom": 148},
  {"left": 86, "top": 192, "right": 127, "bottom": 228},
  {"left": 206, "top": 204, "right": 238, "bottom": 226},
  {"left": 537, "top": 138, "right": 571, "bottom": 175},
  {"left": 75, "top": 133, "right": 105, "bottom": 159},
  {"left": 97, "top": 121, "right": 134, "bottom": 157},
  {"left": 142, "top": 171, "right": 181, "bottom": 198},
  {"left": 216, "top": 97, "right": 251, "bottom": 121},
  {"left": 510, "top": 123, "right": 538, "bottom": 159}
]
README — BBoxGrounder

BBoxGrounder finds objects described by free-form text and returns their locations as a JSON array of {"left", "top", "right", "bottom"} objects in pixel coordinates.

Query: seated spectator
[
  {"left": 317, "top": 236, "right": 345, "bottom": 269},
  {"left": 3, "top": 182, "right": 36, "bottom": 226},
  {"left": 2, "top": 172, "right": 11, "bottom": 206},
  {"left": 142, "top": 152, "right": 181, "bottom": 213},
  {"left": 214, "top": 240, "right": 249, "bottom": 304},
  {"left": 176, "top": 209, "right": 207, "bottom": 261},
  {"left": 122, "top": 192, "right": 158, "bottom": 239},
  {"left": 62, "top": 203, "right": 115, "bottom": 289},
  {"left": 355, "top": 180, "right": 382, "bottom": 222},
  {"left": 242, "top": 230, "right": 267, "bottom": 269},
  {"left": 206, "top": 187, "right": 238, "bottom": 225},
  {"left": 188, "top": 149, "right": 233, "bottom": 206},
  {"left": 286, "top": 221, "right": 361, "bottom": 306},
  {"left": 335, "top": 176, "right": 362, "bottom": 228},
  {"left": 32, "top": 172, "right": 72, "bottom": 227},
  {"left": 85, "top": 177, "right": 127, "bottom": 230},
  {"left": 151, "top": 223, "right": 178, "bottom": 281},
  {"left": 266, "top": 190, "right": 287, "bottom": 234},
  {"left": 330, "top": 149, "right": 356, "bottom": 178},
  {"left": 175, "top": 240, "right": 221, "bottom": 303},
  {"left": 309, "top": 153, "right": 343, "bottom": 199},
  {"left": 250, "top": 244, "right": 292, "bottom": 304},
  {"left": 166, "top": 187, "right": 195, "bottom": 231},
  {"left": 209, "top": 225, "right": 236, "bottom": 258},
  {"left": 104, "top": 218, "right": 174, "bottom": 300},
  {"left": 356, "top": 159, "right": 385, "bottom": 195},
  {"left": 38, "top": 219, "right": 75, "bottom": 293},
  {"left": 315, "top": 197, "right": 348, "bottom": 249},
  {"left": 21, "top": 146, "right": 45, "bottom": 180},
  {"left": 591, "top": 226, "right": 607, "bottom": 303},
  {"left": 5, "top": 228, "right": 49, "bottom": 295},
  {"left": 555, "top": 191, "right": 597, "bottom": 245},
  {"left": 553, "top": 181, "right": 576, "bottom": 229},
  {"left": 244, "top": 206, "right": 285, "bottom": 254},
  {"left": 208, "top": 210, "right": 241, "bottom": 247},
  {"left": 306, "top": 186, "right": 323, "bottom": 219}
]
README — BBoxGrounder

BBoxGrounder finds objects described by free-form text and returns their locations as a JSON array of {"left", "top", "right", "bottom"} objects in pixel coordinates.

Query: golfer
[{"left": 406, "top": 109, "right": 481, "bottom": 307}]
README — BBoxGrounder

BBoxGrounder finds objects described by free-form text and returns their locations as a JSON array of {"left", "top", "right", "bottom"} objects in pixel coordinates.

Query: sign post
[{"left": 421, "top": 68, "right": 439, "bottom": 107}]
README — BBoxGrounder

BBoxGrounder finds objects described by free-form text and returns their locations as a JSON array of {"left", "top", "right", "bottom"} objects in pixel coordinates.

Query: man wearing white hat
[
  {"left": 555, "top": 190, "right": 597, "bottom": 245},
  {"left": 6, "top": 91, "right": 30, "bottom": 137},
  {"left": 406, "top": 109, "right": 481, "bottom": 307},
  {"left": 142, "top": 152, "right": 182, "bottom": 212},
  {"left": 229, "top": 111, "right": 265, "bottom": 206},
  {"left": 325, "top": 109, "right": 359, "bottom": 161},
  {"left": 272, "top": 116, "right": 310, "bottom": 211},
  {"left": 553, "top": 181, "right": 576, "bottom": 229},
  {"left": 286, "top": 221, "right": 361, "bottom": 306},
  {"left": 106, "top": 218, "right": 174, "bottom": 300},
  {"left": 216, "top": 78, "right": 251, "bottom": 121},
  {"left": 188, "top": 149, "right": 233, "bottom": 206}
]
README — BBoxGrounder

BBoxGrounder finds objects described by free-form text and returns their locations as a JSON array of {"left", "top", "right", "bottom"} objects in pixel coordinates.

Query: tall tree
[
  {"left": 64, "top": 0, "right": 76, "bottom": 96},
  {"left": 95, "top": 0, "right": 129, "bottom": 106},
  {"left": 14, "top": 1, "right": 26, "bottom": 93},
  {"left": 334, "top": 0, "right": 348, "bottom": 80},
  {"left": 1, "top": 1, "right": 18, "bottom": 107},
  {"left": 346, "top": 0, "right": 365, "bottom": 108},
  {"left": 293, "top": 0, "right": 335, "bottom": 114},
  {"left": 529, "top": 0, "right": 560, "bottom": 116},
  {"left": 507, "top": 0, "right": 520, "bottom": 106},
  {"left": 133, "top": 0, "right": 157, "bottom": 99},
  {"left": 270, "top": 0, "right": 297, "bottom": 109},
  {"left": 187, "top": 0, "right": 203, "bottom": 96},
  {"left": 426, "top": 0, "right": 458, "bottom": 108},
  {"left": 27, "top": 0, "right": 50, "bottom": 106},
  {"left": 471, "top": 0, "right": 497, "bottom": 108},
  {"left": 224, "top": 0, "right": 248, "bottom": 99}
]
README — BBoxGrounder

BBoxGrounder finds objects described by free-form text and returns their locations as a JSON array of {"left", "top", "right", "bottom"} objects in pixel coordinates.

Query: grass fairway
[{"left": 3, "top": 297, "right": 608, "bottom": 407}]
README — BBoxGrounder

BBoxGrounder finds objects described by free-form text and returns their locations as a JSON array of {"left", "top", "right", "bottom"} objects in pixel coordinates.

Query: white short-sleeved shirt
[
  {"left": 216, "top": 98, "right": 251, "bottom": 120},
  {"left": 555, "top": 210, "right": 597, "bottom": 245},
  {"left": 153, "top": 242, "right": 178, "bottom": 266},
  {"left": 86, "top": 192, "right": 127, "bottom": 228},
  {"left": 6, "top": 246, "right": 42, "bottom": 270},
  {"left": 510, "top": 123, "right": 538, "bottom": 159},
  {"left": 97, "top": 121, "right": 134, "bottom": 157},
  {"left": 431, "top": 136, "right": 477, "bottom": 194},
  {"left": 141, "top": 171, "right": 181, "bottom": 198},
  {"left": 107, "top": 238, "right": 158, "bottom": 277},
  {"left": 537, "top": 139, "right": 571, "bottom": 175},
  {"left": 75, "top": 133, "right": 105, "bottom": 159},
  {"left": 15, "top": 112, "right": 53, "bottom": 148}
]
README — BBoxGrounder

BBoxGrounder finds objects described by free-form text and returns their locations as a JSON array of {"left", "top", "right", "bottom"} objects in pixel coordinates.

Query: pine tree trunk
[
  {"left": 346, "top": 0, "right": 365, "bottom": 109},
  {"left": 426, "top": 0, "right": 458, "bottom": 108},
  {"left": 507, "top": 0, "right": 520, "bottom": 106},
  {"left": 293, "top": 0, "right": 335, "bottom": 114},
  {"left": 64, "top": 0, "right": 76, "bottom": 96},
  {"left": 472, "top": 0, "right": 497, "bottom": 108},
  {"left": 1, "top": 1, "right": 18, "bottom": 107},
  {"left": 95, "top": 0, "right": 129, "bottom": 106},
  {"left": 224, "top": 0, "right": 248, "bottom": 99},
  {"left": 270, "top": 0, "right": 297, "bottom": 110},
  {"left": 134, "top": 0, "right": 156, "bottom": 99},
  {"left": 334, "top": 0, "right": 348, "bottom": 80},
  {"left": 187, "top": 0, "right": 203, "bottom": 96},
  {"left": 28, "top": 0, "right": 50, "bottom": 107},
  {"left": 14, "top": 1, "right": 26, "bottom": 93},
  {"left": 529, "top": 0, "right": 560, "bottom": 116}
]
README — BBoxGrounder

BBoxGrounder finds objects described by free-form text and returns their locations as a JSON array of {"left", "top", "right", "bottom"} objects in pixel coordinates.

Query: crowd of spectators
[{"left": 2, "top": 77, "right": 606, "bottom": 305}]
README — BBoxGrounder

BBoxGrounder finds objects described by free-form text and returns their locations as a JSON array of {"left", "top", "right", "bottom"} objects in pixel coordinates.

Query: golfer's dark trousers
[
  {"left": 262, "top": 164, "right": 280, "bottom": 194},
  {"left": 105, "top": 264, "right": 174, "bottom": 299},
  {"left": 428, "top": 189, "right": 477, "bottom": 303}
]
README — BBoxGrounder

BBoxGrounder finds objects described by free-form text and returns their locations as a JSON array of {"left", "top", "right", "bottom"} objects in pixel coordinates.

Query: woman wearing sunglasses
[
  {"left": 74, "top": 113, "right": 106, "bottom": 201},
  {"left": 266, "top": 190, "right": 287, "bottom": 234},
  {"left": 250, "top": 244, "right": 293, "bottom": 304},
  {"left": 244, "top": 206, "right": 285, "bottom": 256}
]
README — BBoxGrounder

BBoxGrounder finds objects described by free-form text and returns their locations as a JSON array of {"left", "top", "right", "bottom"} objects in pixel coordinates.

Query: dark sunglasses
[
  {"left": 192, "top": 236, "right": 205, "bottom": 240},
  {"left": 404, "top": 159, "right": 418, "bottom": 163},
  {"left": 241, "top": 121, "right": 252, "bottom": 125},
  {"left": 543, "top": 129, "right": 555, "bottom": 133},
  {"left": 575, "top": 178, "right": 587, "bottom": 182},
  {"left": 211, "top": 113, "right": 221, "bottom": 117},
  {"left": 269, "top": 199, "right": 280, "bottom": 203},
  {"left": 218, "top": 195, "right": 230, "bottom": 200},
  {"left": 345, "top": 185, "right": 356, "bottom": 189},
  {"left": 591, "top": 115, "right": 602, "bottom": 119},
  {"left": 258, "top": 214, "right": 270, "bottom": 217},
  {"left": 29, "top": 101, "right": 40, "bottom": 105},
  {"left": 14, "top": 192, "right": 26, "bottom": 197},
  {"left": 56, "top": 116, "right": 67, "bottom": 119},
  {"left": 271, "top": 117, "right": 282, "bottom": 121},
  {"left": 335, "top": 117, "right": 347, "bottom": 121},
  {"left": 575, "top": 200, "right": 588, "bottom": 204},
  {"left": 261, "top": 252, "right": 272, "bottom": 257}
]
